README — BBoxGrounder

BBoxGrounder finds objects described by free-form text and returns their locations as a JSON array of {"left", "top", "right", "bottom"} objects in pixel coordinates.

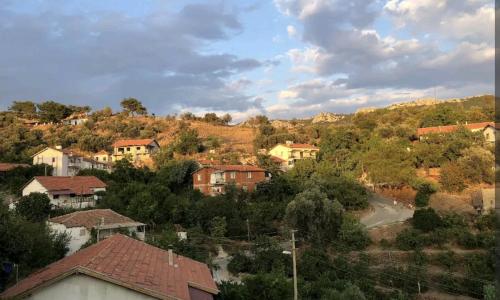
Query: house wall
[
  {"left": 22, "top": 180, "right": 104, "bottom": 208},
  {"left": 25, "top": 274, "right": 157, "bottom": 300},
  {"left": 94, "top": 154, "right": 111, "bottom": 163},
  {"left": 112, "top": 144, "right": 159, "bottom": 162},
  {"left": 193, "top": 168, "right": 266, "bottom": 196},
  {"left": 269, "top": 144, "right": 292, "bottom": 160},
  {"left": 269, "top": 145, "right": 318, "bottom": 161},
  {"left": 49, "top": 223, "right": 90, "bottom": 255},
  {"left": 482, "top": 127, "right": 496, "bottom": 143},
  {"left": 33, "top": 148, "right": 68, "bottom": 176}
]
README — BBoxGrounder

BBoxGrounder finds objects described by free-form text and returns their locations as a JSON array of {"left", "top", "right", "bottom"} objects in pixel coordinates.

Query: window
[
  {"left": 52, "top": 157, "right": 55, "bottom": 163},
  {"left": 230, "top": 172, "right": 236, "bottom": 179},
  {"left": 70, "top": 193, "right": 76, "bottom": 198},
  {"left": 103, "top": 157, "right": 106, "bottom": 161},
  {"left": 242, "top": 185, "right": 248, "bottom": 192},
  {"left": 126, "top": 147, "right": 131, "bottom": 152},
  {"left": 95, "top": 157, "right": 99, "bottom": 161},
  {"left": 53, "top": 195, "right": 59, "bottom": 199},
  {"left": 247, "top": 172, "right": 252, "bottom": 179},
  {"left": 137, "top": 147, "right": 141, "bottom": 150},
  {"left": 79, "top": 229, "right": 86, "bottom": 236},
  {"left": 197, "top": 174, "right": 202, "bottom": 181}
]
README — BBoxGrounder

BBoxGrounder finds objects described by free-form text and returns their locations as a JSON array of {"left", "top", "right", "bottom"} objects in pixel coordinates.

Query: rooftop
[
  {"left": 112, "top": 138, "right": 158, "bottom": 148},
  {"left": 279, "top": 143, "right": 319, "bottom": 149},
  {"left": 197, "top": 164, "right": 265, "bottom": 172},
  {"left": 0, "top": 234, "right": 218, "bottom": 300},
  {"left": 49, "top": 209, "right": 144, "bottom": 230},
  {"left": 0, "top": 163, "right": 30, "bottom": 172},
  {"left": 417, "top": 122, "right": 497, "bottom": 136},
  {"left": 30, "top": 176, "right": 107, "bottom": 195}
]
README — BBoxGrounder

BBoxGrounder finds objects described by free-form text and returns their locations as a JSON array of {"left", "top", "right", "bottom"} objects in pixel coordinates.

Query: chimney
[
  {"left": 55, "top": 145, "right": 62, "bottom": 150},
  {"left": 168, "top": 249, "right": 174, "bottom": 266}
]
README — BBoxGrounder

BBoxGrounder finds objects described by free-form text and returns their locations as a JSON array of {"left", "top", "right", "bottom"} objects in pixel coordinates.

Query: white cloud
[{"left": 286, "top": 25, "right": 297, "bottom": 37}]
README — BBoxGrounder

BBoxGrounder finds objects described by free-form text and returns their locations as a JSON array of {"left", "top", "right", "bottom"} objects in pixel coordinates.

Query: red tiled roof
[
  {"left": 0, "top": 234, "right": 218, "bottom": 300},
  {"left": 49, "top": 209, "right": 143, "bottom": 230},
  {"left": 416, "top": 122, "right": 495, "bottom": 136},
  {"left": 281, "top": 143, "right": 319, "bottom": 149},
  {"left": 270, "top": 156, "right": 287, "bottom": 163},
  {"left": 212, "top": 165, "right": 265, "bottom": 172},
  {"left": 32, "top": 176, "right": 106, "bottom": 195},
  {"left": 0, "top": 163, "right": 29, "bottom": 172},
  {"left": 112, "top": 139, "right": 157, "bottom": 147}
]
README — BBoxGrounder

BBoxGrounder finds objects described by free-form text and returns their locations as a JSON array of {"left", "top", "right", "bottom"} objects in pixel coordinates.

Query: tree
[
  {"left": 337, "top": 214, "right": 371, "bottom": 250},
  {"left": 440, "top": 162, "right": 467, "bottom": 192},
  {"left": 285, "top": 187, "right": 344, "bottom": 244},
  {"left": 174, "top": 128, "right": 203, "bottom": 155},
  {"left": 15, "top": 193, "right": 51, "bottom": 222},
  {"left": 120, "top": 98, "right": 147, "bottom": 116},
  {"left": 9, "top": 101, "right": 37, "bottom": 118},
  {"left": 37, "top": 101, "right": 72, "bottom": 123},
  {"left": 412, "top": 208, "right": 442, "bottom": 232},
  {"left": 221, "top": 113, "right": 232, "bottom": 125},
  {"left": 457, "top": 146, "right": 494, "bottom": 184},
  {"left": 210, "top": 216, "right": 227, "bottom": 239},
  {"left": 243, "top": 272, "right": 292, "bottom": 300}
]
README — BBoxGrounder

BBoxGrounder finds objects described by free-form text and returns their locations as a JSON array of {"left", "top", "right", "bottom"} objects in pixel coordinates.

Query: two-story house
[
  {"left": 49, "top": 209, "right": 145, "bottom": 255},
  {"left": 111, "top": 139, "right": 160, "bottom": 163},
  {"left": 268, "top": 141, "right": 319, "bottom": 170},
  {"left": 32, "top": 146, "right": 111, "bottom": 176},
  {"left": 193, "top": 165, "right": 269, "bottom": 196},
  {"left": 22, "top": 176, "right": 107, "bottom": 209},
  {"left": 93, "top": 150, "right": 112, "bottom": 164}
]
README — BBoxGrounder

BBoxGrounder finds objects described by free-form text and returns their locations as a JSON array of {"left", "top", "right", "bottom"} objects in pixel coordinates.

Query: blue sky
[{"left": 0, "top": 0, "right": 494, "bottom": 121}]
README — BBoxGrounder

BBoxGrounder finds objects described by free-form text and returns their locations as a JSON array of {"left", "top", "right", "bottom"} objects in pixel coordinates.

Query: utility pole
[
  {"left": 246, "top": 219, "right": 250, "bottom": 242},
  {"left": 291, "top": 229, "right": 298, "bottom": 300}
]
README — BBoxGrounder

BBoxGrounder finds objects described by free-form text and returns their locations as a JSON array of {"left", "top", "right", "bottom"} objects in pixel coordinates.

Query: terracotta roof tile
[
  {"left": 112, "top": 139, "right": 157, "bottom": 148},
  {"left": 33, "top": 176, "right": 106, "bottom": 195},
  {"left": 211, "top": 165, "right": 265, "bottom": 172},
  {"left": 417, "top": 122, "right": 495, "bottom": 136},
  {"left": 49, "top": 209, "right": 144, "bottom": 230},
  {"left": 0, "top": 234, "right": 218, "bottom": 300},
  {"left": 0, "top": 163, "right": 30, "bottom": 172},
  {"left": 281, "top": 143, "right": 319, "bottom": 149}
]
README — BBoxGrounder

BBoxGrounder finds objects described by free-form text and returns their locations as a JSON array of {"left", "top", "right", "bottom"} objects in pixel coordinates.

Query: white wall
[
  {"left": 49, "top": 223, "right": 90, "bottom": 255},
  {"left": 25, "top": 274, "right": 157, "bottom": 300},
  {"left": 33, "top": 148, "right": 68, "bottom": 176},
  {"left": 22, "top": 179, "right": 48, "bottom": 197}
]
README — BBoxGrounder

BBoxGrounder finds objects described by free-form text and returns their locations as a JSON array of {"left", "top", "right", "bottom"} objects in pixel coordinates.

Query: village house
[
  {"left": 112, "top": 138, "right": 160, "bottom": 163},
  {"left": 32, "top": 146, "right": 112, "bottom": 176},
  {"left": 93, "top": 150, "right": 112, "bottom": 164},
  {"left": 268, "top": 141, "right": 319, "bottom": 170},
  {"left": 62, "top": 112, "right": 89, "bottom": 126},
  {"left": 48, "top": 209, "right": 145, "bottom": 255},
  {"left": 22, "top": 176, "right": 106, "bottom": 209},
  {"left": 193, "top": 165, "right": 269, "bottom": 196},
  {"left": 0, "top": 234, "right": 219, "bottom": 300},
  {"left": 472, "top": 188, "right": 497, "bottom": 215},
  {"left": 416, "top": 122, "right": 499, "bottom": 143}
]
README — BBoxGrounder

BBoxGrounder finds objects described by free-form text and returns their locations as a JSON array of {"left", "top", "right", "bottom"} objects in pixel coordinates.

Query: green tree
[
  {"left": 285, "top": 187, "right": 344, "bottom": 244},
  {"left": 337, "top": 214, "right": 371, "bottom": 250},
  {"left": 9, "top": 101, "right": 37, "bottom": 118},
  {"left": 243, "top": 272, "right": 292, "bottom": 300},
  {"left": 412, "top": 208, "right": 442, "bottom": 232},
  {"left": 120, "top": 98, "right": 147, "bottom": 115},
  {"left": 37, "top": 101, "right": 72, "bottom": 123},
  {"left": 174, "top": 128, "right": 203, "bottom": 155},
  {"left": 210, "top": 216, "right": 227, "bottom": 239},
  {"left": 15, "top": 193, "right": 51, "bottom": 222},
  {"left": 439, "top": 162, "right": 467, "bottom": 192}
]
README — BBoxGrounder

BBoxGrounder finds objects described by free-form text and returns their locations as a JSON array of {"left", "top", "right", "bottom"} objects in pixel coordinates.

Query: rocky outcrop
[{"left": 311, "top": 112, "right": 345, "bottom": 123}]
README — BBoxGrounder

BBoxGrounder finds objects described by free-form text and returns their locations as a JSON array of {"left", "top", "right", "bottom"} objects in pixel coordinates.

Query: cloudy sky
[{"left": 0, "top": 0, "right": 494, "bottom": 121}]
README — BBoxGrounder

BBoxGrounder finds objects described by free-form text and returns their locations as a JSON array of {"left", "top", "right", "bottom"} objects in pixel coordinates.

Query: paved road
[
  {"left": 211, "top": 246, "right": 241, "bottom": 283},
  {"left": 361, "top": 193, "right": 414, "bottom": 229}
]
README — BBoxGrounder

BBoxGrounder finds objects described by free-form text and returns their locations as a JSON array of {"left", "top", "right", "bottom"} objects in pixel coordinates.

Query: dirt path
[{"left": 361, "top": 193, "right": 414, "bottom": 228}]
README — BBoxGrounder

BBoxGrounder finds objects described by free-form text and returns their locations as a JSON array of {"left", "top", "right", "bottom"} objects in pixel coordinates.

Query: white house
[
  {"left": 32, "top": 146, "right": 112, "bottom": 176},
  {"left": 62, "top": 112, "right": 89, "bottom": 126},
  {"left": 0, "top": 234, "right": 219, "bottom": 300},
  {"left": 22, "top": 176, "right": 107, "bottom": 208},
  {"left": 48, "top": 209, "right": 146, "bottom": 255}
]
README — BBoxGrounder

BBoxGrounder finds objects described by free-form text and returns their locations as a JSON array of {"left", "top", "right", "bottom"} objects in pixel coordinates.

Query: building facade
[
  {"left": 22, "top": 176, "right": 107, "bottom": 209},
  {"left": 49, "top": 209, "right": 145, "bottom": 255},
  {"left": 111, "top": 139, "right": 160, "bottom": 164},
  {"left": 417, "top": 122, "right": 499, "bottom": 143},
  {"left": 268, "top": 141, "right": 319, "bottom": 170},
  {"left": 32, "top": 147, "right": 111, "bottom": 176},
  {"left": 193, "top": 165, "right": 269, "bottom": 196}
]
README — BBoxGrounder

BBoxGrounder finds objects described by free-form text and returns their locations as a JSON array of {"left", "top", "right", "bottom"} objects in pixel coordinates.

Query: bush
[
  {"left": 228, "top": 253, "right": 252, "bottom": 275},
  {"left": 16, "top": 192, "right": 52, "bottom": 222},
  {"left": 439, "top": 163, "right": 467, "bottom": 192},
  {"left": 457, "top": 230, "right": 478, "bottom": 249},
  {"left": 412, "top": 208, "right": 442, "bottom": 232},
  {"left": 414, "top": 181, "right": 437, "bottom": 207},
  {"left": 396, "top": 228, "right": 425, "bottom": 250}
]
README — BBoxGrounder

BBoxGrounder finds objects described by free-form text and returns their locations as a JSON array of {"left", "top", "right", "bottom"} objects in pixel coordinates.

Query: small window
[
  {"left": 137, "top": 147, "right": 141, "bottom": 150},
  {"left": 95, "top": 157, "right": 99, "bottom": 161},
  {"left": 230, "top": 172, "right": 236, "bottom": 179},
  {"left": 53, "top": 195, "right": 59, "bottom": 199},
  {"left": 79, "top": 229, "right": 86, "bottom": 236},
  {"left": 52, "top": 157, "right": 56, "bottom": 163},
  {"left": 197, "top": 174, "right": 202, "bottom": 181},
  {"left": 103, "top": 157, "right": 107, "bottom": 161},
  {"left": 127, "top": 147, "right": 131, "bottom": 151},
  {"left": 70, "top": 193, "right": 76, "bottom": 198},
  {"left": 247, "top": 172, "right": 252, "bottom": 179}
]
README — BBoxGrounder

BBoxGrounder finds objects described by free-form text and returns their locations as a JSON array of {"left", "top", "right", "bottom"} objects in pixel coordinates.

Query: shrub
[
  {"left": 414, "top": 181, "right": 437, "bottom": 207},
  {"left": 457, "top": 230, "right": 478, "bottom": 249},
  {"left": 396, "top": 228, "right": 425, "bottom": 250},
  {"left": 433, "top": 251, "right": 457, "bottom": 271},
  {"left": 228, "top": 253, "right": 252, "bottom": 275},
  {"left": 439, "top": 163, "right": 467, "bottom": 192},
  {"left": 412, "top": 208, "right": 442, "bottom": 232}
]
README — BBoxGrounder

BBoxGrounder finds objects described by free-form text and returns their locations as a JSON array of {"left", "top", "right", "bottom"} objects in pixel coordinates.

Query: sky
[{"left": 0, "top": 0, "right": 494, "bottom": 121}]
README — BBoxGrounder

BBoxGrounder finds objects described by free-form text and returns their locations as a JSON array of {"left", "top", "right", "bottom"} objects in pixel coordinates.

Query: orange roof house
[
  {"left": 112, "top": 138, "right": 160, "bottom": 164},
  {"left": 268, "top": 141, "right": 319, "bottom": 170},
  {"left": 193, "top": 165, "right": 269, "bottom": 196},
  {"left": 417, "top": 122, "right": 498, "bottom": 143},
  {"left": 0, "top": 234, "right": 219, "bottom": 300},
  {"left": 21, "top": 176, "right": 107, "bottom": 209}
]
